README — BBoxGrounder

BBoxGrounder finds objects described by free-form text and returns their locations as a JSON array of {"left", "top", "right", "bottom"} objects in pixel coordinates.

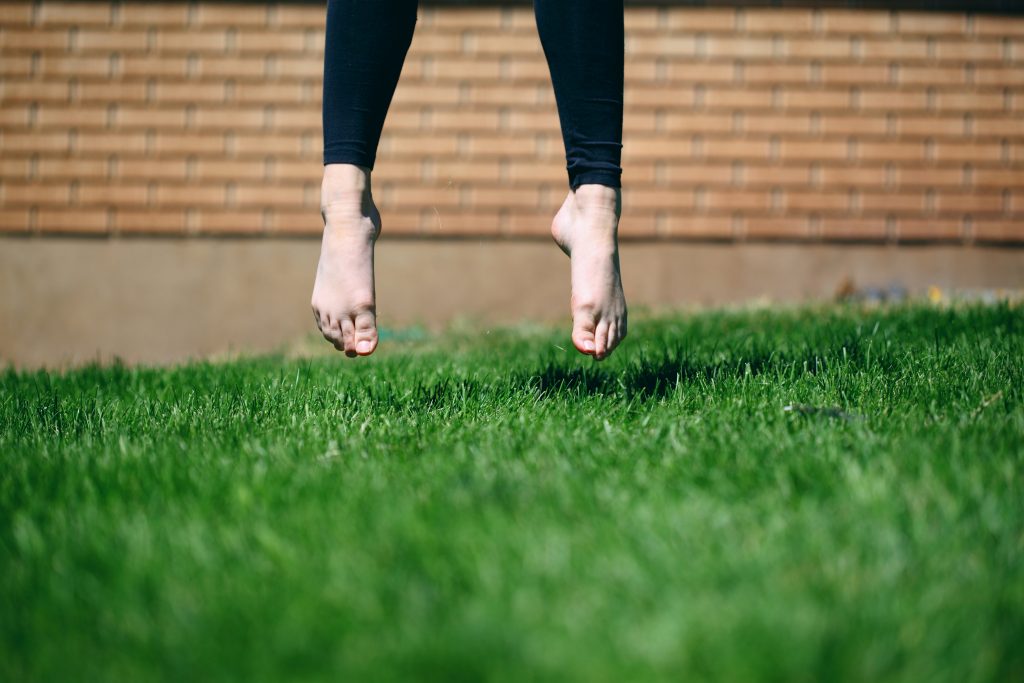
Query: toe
[
  {"left": 571, "top": 307, "right": 598, "bottom": 356},
  {"left": 593, "top": 319, "right": 610, "bottom": 360},
  {"left": 340, "top": 317, "right": 357, "bottom": 357},
  {"left": 606, "top": 321, "right": 619, "bottom": 355},
  {"left": 319, "top": 312, "right": 338, "bottom": 341},
  {"left": 327, "top": 326, "right": 347, "bottom": 353},
  {"left": 353, "top": 309, "right": 378, "bottom": 356}
]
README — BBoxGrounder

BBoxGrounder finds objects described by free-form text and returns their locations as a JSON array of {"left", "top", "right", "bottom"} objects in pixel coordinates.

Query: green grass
[{"left": 2, "top": 304, "right": 1022, "bottom": 682}]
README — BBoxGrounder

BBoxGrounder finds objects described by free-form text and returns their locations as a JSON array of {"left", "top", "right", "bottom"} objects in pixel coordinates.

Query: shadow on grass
[
  {"left": 392, "top": 328, "right": 903, "bottom": 411},
  {"left": 396, "top": 345, "right": 874, "bottom": 412},
  {"left": 519, "top": 321, "right": 906, "bottom": 402},
  {"left": 520, "top": 352, "right": 767, "bottom": 401}
]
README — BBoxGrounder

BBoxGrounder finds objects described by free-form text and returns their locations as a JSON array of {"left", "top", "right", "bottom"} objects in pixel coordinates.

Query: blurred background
[{"left": 1, "top": 0, "right": 1022, "bottom": 366}]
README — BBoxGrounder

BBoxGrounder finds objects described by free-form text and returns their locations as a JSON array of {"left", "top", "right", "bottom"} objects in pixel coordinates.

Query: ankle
[
  {"left": 323, "top": 163, "right": 371, "bottom": 190},
  {"left": 322, "top": 164, "right": 373, "bottom": 210},
  {"left": 573, "top": 184, "right": 621, "bottom": 218}
]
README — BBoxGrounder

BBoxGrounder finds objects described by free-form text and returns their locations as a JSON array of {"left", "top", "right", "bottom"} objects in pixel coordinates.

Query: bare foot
[
  {"left": 550, "top": 184, "right": 627, "bottom": 361},
  {"left": 311, "top": 164, "right": 380, "bottom": 357}
]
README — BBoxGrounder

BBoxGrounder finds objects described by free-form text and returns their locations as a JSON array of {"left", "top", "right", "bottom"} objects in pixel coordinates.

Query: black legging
[{"left": 322, "top": 0, "right": 624, "bottom": 190}]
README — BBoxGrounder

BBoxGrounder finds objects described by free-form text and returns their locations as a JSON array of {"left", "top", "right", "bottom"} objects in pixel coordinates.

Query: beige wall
[{"left": 3, "top": 236, "right": 1022, "bottom": 367}]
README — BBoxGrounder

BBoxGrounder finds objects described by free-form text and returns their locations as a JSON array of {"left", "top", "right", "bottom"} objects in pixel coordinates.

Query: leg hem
[
  {"left": 323, "top": 154, "right": 376, "bottom": 171},
  {"left": 570, "top": 171, "right": 622, "bottom": 191}
]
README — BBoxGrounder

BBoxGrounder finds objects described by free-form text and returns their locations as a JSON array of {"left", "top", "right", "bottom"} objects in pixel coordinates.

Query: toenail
[
  {"left": 356, "top": 341, "right": 372, "bottom": 353},
  {"left": 583, "top": 340, "right": 595, "bottom": 352}
]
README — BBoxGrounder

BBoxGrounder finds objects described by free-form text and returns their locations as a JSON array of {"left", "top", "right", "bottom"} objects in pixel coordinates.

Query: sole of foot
[
  {"left": 550, "top": 184, "right": 628, "bottom": 361},
  {"left": 311, "top": 164, "right": 381, "bottom": 358}
]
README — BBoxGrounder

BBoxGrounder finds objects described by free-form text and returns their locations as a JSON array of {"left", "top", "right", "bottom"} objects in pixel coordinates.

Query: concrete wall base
[{"left": 2, "top": 237, "right": 1022, "bottom": 367}]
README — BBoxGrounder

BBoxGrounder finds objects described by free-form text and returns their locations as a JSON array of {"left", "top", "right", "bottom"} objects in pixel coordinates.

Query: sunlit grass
[{"left": 2, "top": 303, "right": 1022, "bottom": 682}]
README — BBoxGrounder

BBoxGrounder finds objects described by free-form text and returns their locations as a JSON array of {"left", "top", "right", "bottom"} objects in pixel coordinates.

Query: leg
[
  {"left": 535, "top": 0, "right": 627, "bottom": 361},
  {"left": 312, "top": 0, "right": 417, "bottom": 357}
]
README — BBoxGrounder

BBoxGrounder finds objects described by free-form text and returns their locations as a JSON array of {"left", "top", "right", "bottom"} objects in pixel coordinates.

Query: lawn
[{"left": 2, "top": 304, "right": 1022, "bottom": 682}]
